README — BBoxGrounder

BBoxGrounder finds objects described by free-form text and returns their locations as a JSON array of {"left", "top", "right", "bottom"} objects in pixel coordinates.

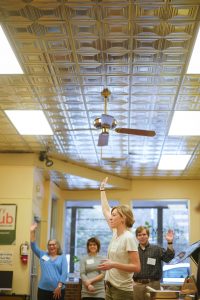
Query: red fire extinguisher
[{"left": 20, "top": 241, "right": 29, "bottom": 265}]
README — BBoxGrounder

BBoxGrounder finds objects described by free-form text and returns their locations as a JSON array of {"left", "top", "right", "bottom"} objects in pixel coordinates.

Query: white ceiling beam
[
  {"left": 36, "top": 156, "right": 131, "bottom": 190},
  {"left": 0, "top": 153, "right": 131, "bottom": 190}
]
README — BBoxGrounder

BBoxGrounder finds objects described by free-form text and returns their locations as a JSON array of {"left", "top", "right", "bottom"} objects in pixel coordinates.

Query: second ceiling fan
[{"left": 94, "top": 88, "right": 156, "bottom": 147}]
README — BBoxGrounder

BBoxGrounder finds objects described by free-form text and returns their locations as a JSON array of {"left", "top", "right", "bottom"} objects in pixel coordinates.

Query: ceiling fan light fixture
[
  {"left": 94, "top": 117, "right": 102, "bottom": 129},
  {"left": 95, "top": 88, "right": 156, "bottom": 147},
  {"left": 98, "top": 132, "right": 109, "bottom": 146},
  {"left": 102, "top": 127, "right": 109, "bottom": 134},
  {"left": 93, "top": 116, "right": 117, "bottom": 130}
]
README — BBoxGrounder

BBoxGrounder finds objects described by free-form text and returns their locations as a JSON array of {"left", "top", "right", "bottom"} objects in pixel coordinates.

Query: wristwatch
[{"left": 58, "top": 283, "right": 62, "bottom": 289}]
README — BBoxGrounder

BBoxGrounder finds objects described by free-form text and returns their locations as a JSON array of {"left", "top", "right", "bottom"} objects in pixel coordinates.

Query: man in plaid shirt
[{"left": 133, "top": 226, "right": 175, "bottom": 300}]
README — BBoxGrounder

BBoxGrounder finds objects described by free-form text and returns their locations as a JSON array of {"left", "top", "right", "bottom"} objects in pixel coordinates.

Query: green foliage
[
  {"left": 144, "top": 221, "right": 152, "bottom": 228},
  {"left": 73, "top": 255, "right": 80, "bottom": 263}
]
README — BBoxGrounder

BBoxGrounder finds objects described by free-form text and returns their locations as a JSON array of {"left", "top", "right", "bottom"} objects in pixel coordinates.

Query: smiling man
[{"left": 133, "top": 226, "right": 175, "bottom": 300}]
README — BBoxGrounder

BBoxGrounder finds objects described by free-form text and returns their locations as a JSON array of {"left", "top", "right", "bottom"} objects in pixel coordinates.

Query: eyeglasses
[{"left": 48, "top": 243, "right": 56, "bottom": 246}]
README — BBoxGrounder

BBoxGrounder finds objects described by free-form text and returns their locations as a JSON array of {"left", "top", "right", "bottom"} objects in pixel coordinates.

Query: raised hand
[
  {"left": 30, "top": 223, "right": 37, "bottom": 232},
  {"left": 165, "top": 229, "right": 174, "bottom": 243},
  {"left": 100, "top": 177, "right": 108, "bottom": 190}
]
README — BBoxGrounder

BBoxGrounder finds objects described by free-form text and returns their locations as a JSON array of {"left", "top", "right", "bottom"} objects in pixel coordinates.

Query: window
[{"left": 133, "top": 200, "right": 189, "bottom": 251}]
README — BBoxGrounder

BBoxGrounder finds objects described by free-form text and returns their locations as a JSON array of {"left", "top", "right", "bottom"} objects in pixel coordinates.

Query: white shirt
[{"left": 105, "top": 230, "right": 138, "bottom": 291}]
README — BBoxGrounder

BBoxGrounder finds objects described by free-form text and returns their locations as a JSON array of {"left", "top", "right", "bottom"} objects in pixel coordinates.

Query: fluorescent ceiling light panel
[
  {"left": 5, "top": 110, "right": 53, "bottom": 135},
  {"left": 187, "top": 26, "right": 200, "bottom": 74},
  {"left": 169, "top": 111, "right": 200, "bottom": 136},
  {"left": 0, "top": 25, "right": 23, "bottom": 74},
  {"left": 158, "top": 155, "right": 191, "bottom": 170}
]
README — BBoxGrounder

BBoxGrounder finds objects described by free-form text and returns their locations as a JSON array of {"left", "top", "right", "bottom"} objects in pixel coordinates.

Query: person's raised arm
[
  {"left": 100, "top": 177, "right": 111, "bottom": 227},
  {"left": 30, "top": 223, "right": 43, "bottom": 258},
  {"left": 30, "top": 223, "right": 37, "bottom": 242},
  {"left": 165, "top": 229, "right": 174, "bottom": 251}
]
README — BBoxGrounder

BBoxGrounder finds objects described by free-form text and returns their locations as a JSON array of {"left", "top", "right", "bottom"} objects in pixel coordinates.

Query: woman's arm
[
  {"left": 100, "top": 177, "right": 111, "bottom": 227},
  {"left": 59, "top": 254, "right": 68, "bottom": 283},
  {"left": 113, "top": 251, "right": 141, "bottom": 273},
  {"left": 30, "top": 223, "right": 37, "bottom": 242},
  {"left": 80, "top": 257, "right": 96, "bottom": 292},
  {"left": 98, "top": 251, "right": 141, "bottom": 273},
  {"left": 84, "top": 273, "right": 104, "bottom": 288},
  {"left": 52, "top": 255, "right": 68, "bottom": 299},
  {"left": 87, "top": 273, "right": 104, "bottom": 285},
  {"left": 30, "top": 223, "right": 42, "bottom": 258},
  {"left": 80, "top": 256, "right": 105, "bottom": 291},
  {"left": 80, "top": 257, "right": 89, "bottom": 284}
]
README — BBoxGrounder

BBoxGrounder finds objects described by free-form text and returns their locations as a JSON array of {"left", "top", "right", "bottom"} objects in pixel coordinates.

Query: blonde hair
[{"left": 111, "top": 205, "right": 135, "bottom": 228}]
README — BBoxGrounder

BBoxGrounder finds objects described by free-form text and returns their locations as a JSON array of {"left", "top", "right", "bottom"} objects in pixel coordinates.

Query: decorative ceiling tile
[{"left": 1, "top": 1, "right": 200, "bottom": 188}]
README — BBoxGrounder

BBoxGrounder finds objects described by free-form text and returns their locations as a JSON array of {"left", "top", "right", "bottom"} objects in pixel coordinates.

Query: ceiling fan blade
[
  {"left": 101, "top": 114, "right": 114, "bottom": 127},
  {"left": 98, "top": 132, "right": 109, "bottom": 146},
  {"left": 115, "top": 128, "right": 156, "bottom": 137}
]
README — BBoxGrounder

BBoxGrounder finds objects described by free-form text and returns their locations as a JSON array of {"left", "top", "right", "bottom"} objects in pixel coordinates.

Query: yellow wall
[
  {"left": 0, "top": 163, "right": 65, "bottom": 295},
  {"left": 0, "top": 165, "right": 34, "bottom": 294}
]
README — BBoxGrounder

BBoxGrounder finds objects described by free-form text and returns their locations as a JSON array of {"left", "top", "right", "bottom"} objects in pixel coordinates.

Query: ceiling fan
[{"left": 94, "top": 88, "right": 156, "bottom": 147}]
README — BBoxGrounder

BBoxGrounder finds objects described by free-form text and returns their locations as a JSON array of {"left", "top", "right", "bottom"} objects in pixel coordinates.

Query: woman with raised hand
[
  {"left": 98, "top": 177, "right": 141, "bottom": 300},
  {"left": 80, "top": 237, "right": 105, "bottom": 300},
  {"left": 30, "top": 223, "right": 68, "bottom": 300}
]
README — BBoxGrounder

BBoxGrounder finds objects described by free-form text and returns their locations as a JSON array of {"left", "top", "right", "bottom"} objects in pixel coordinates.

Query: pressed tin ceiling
[{"left": 1, "top": 0, "right": 200, "bottom": 190}]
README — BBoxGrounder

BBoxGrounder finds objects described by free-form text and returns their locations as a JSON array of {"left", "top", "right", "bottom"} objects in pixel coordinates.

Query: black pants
[{"left": 38, "top": 287, "right": 65, "bottom": 300}]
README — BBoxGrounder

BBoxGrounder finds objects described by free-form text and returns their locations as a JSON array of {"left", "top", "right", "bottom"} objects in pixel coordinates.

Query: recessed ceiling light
[
  {"left": 4, "top": 110, "right": 53, "bottom": 135},
  {"left": 187, "top": 26, "right": 200, "bottom": 74},
  {"left": 0, "top": 25, "right": 23, "bottom": 74},
  {"left": 169, "top": 111, "right": 200, "bottom": 136},
  {"left": 158, "top": 155, "right": 191, "bottom": 170}
]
